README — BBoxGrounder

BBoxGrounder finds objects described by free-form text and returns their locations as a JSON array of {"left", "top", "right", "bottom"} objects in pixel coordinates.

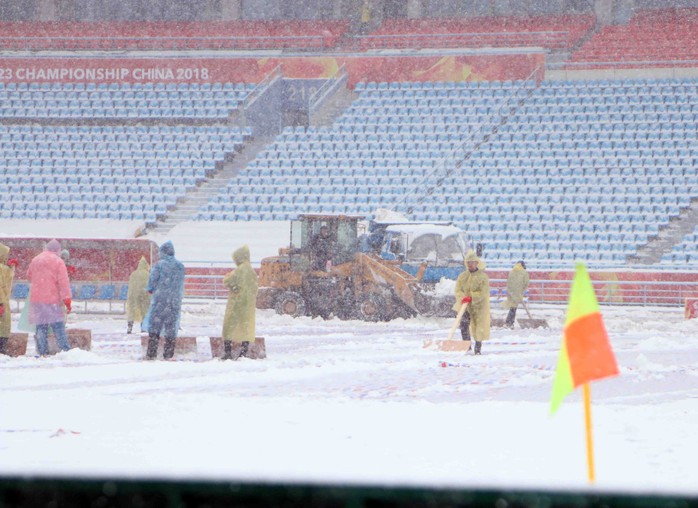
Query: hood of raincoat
[
  {"left": 233, "top": 245, "right": 250, "bottom": 266},
  {"left": 464, "top": 250, "right": 480, "bottom": 264},
  {"left": 0, "top": 243, "right": 9, "bottom": 263},
  {"left": 512, "top": 262, "right": 525, "bottom": 272},
  {"left": 159, "top": 241, "right": 175, "bottom": 257},
  {"left": 137, "top": 256, "right": 150, "bottom": 271},
  {"left": 463, "top": 249, "right": 486, "bottom": 271},
  {"left": 46, "top": 239, "right": 61, "bottom": 253}
]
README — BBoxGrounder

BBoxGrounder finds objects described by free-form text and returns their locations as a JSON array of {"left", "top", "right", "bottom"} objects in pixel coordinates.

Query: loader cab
[
  {"left": 374, "top": 222, "right": 471, "bottom": 282},
  {"left": 289, "top": 214, "right": 363, "bottom": 271},
  {"left": 377, "top": 223, "right": 469, "bottom": 266}
]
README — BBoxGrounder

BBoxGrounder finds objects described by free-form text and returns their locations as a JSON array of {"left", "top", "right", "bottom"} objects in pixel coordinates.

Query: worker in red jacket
[{"left": 26, "top": 239, "right": 73, "bottom": 355}]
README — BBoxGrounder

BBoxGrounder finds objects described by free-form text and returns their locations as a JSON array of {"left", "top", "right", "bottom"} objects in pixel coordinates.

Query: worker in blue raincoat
[{"left": 145, "top": 241, "right": 185, "bottom": 360}]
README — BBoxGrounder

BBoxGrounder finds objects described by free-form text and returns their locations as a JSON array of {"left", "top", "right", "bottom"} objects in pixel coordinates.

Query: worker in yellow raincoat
[
  {"left": 221, "top": 245, "right": 258, "bottom": 360},
  {"left": 502, "top": 261, "right": 530, "bottom": 328},
  {"left": 126, "top": 257, "right": 151, "bottom": 334},
  {"left": 0, "top": 243, "right": 17, "bottom": 355},
  {"left": 453, "top": 250, "right": 491, "bottom": 355}
]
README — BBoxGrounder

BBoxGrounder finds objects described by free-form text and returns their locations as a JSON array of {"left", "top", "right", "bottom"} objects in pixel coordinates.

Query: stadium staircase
[
  {"left": 629, "top": 200, "right": 698, "bottom": 265},
  {"left": 147, "top": 135, "right": 274, "bottom": 234},
  {"left": 546, "top": 15, "right": 602, "bottom": 68},
  {"left": 309, "top": 88, "right": 358, "bottom": 128}
]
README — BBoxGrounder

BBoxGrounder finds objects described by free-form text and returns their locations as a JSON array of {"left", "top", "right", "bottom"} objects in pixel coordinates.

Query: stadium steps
[
  {"left": 628, "top": 198, "right": 698, "bottom": 265},
  {"left": 546, "top": 17, "right": 601, "bottom": 68},
  {"left": 147, "top": 135, "right": 275, "bottom": 234},
  {"left": 400, "top": 80, "right": 538, "bottom": 215},
  {"left": 309, "top": 88, "right": 358, "bottom": 127}
]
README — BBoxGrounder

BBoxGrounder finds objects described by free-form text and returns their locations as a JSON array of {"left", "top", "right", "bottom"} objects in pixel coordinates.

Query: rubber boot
[
  {"left": 222, "top": 340, "right": 233, "bottom": 360},
  {"left": 146, "top": 333, "right": 159, "bottom": 360},
  {"left": 127, "top": 321, "right": 133, "bottom": 334},
  {"left": 163, "top": 337, "right": 176, "bottom": 360},
  {"left": 459, "top": 329, "right": 471, "bottom": 352},
  {"left": 505, "top": 308, "right": 516, "bottom": 328},
  {"left": 0, "top": 337, "right": 8, "bottom": 356},
  {"left": 237, "top": 341, "right": 250, "bottom": 360},
  {"left": 474, "top": 341, "right": 482, "bottom": 355}
]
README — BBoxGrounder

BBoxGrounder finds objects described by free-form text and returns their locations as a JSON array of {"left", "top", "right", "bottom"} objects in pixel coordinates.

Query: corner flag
[{"left": 550, "top": 262, "right": 619, "bottom": 414}]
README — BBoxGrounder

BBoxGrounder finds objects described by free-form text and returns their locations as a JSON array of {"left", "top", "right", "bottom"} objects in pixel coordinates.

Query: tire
[
  {"left": 356, "top": 293, "right": 388, "bottom": 322},
  {"left": 274, "top": 291, "right": 307, "bottom": 318}
]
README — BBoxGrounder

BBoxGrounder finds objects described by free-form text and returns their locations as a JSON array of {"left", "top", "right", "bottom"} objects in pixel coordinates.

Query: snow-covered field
[{"left": 2, "top": 301, "right": 697, "bottom": 496}]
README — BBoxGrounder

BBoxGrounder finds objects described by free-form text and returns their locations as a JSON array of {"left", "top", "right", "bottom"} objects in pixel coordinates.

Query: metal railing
[
  {"left": 242, "top": 65, "right": 283, "bottom": 110},
  {"left": 549, "top": 59, "right": 698, "bottom": 70},
  {"left": 184, "top": 274, "right": 696, "bottom": 307},
  {"left": 308, "top": 64, "right": 348, "bottom": 116},
  {"left": 0, "top": 35, "right": 334, "bottom": 51},
  {"left": 353, "top": 30, "right": 570, "bottom": 51},
  {"left": 488, "top": 277, "right": 698, "bottom": 307},
  {"left": 12, "top": 270, "right": 695, "bottom": 315}
]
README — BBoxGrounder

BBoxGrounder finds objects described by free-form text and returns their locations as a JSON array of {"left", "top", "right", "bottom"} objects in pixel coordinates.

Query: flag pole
[{"left": 583, "top": 383, "right": 595, "bottom": 483}]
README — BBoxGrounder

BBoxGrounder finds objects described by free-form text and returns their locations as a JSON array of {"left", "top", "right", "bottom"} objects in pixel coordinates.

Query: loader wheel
[
  {"left": 275, "top": 291, "right": 307, "bottom": 318},
  {"left": 356, "top": 294, "right": 387, "bottom": 322}
]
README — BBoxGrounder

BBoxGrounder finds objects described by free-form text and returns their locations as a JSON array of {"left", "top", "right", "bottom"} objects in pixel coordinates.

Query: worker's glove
[
  {"left": 63, "top": 298, "right": 72, "bottom": 314},
  {"left": 6, "top": 258, "right": 18, "bottom": 269},
  {"left": 461, "top": 296, "right": 472, "bottom": 305},
  {"left": 0, "top": 303, "right": 4, "bottom": 317}
]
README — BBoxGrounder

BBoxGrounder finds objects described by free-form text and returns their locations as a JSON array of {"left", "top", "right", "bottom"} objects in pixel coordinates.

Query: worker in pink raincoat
[{"left": 26, "top": 239, "right": 73, "bottom": 355}]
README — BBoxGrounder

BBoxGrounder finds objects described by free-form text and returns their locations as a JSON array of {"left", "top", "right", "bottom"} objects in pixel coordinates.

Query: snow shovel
[
  {"left": 423, "top": 302, "right": 471, "bottom": 351},
  {"left": 517, "top": 301, "right": 549, "bottom": 329}
]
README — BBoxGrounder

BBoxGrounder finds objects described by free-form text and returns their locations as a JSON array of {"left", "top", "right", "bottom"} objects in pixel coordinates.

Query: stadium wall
[
  {"left": 2, "top": 238, "right": 158, "bottom": 283},
  {"left": 0, "top": 51, "right": 545, "bottom": 85}
]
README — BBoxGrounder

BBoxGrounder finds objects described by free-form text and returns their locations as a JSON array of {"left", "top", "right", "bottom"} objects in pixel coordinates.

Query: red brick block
[
  {"left": 139, "top": 336, "right": 198, "bottom": 357},
  {"left": 47, "top": 328, "right": 92, "bottom": 354},
  {"left": 209, "top": 337, "right": 266, "bottom": 360},
  {"left": 7, "top": 333, "right": 28, "bottom": 357}
]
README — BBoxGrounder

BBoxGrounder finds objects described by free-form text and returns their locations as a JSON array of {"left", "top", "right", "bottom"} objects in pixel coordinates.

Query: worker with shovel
[
  {"left": 502, "top": 260, "right": 530, "bottom": 328},
  {"left": 453, "top": 250, "right": 490, "bottom": 355}
]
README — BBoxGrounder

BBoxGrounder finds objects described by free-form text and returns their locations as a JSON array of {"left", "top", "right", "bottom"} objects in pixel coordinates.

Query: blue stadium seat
[
  {"left": 12, "top": 283, "right": 30, "bottom": 299},
  {"left": 78, "top": 284, "right": 98, "bottom": 300},
  {"left": 99, "top": 285, "right": 116, "bottom": 300}
]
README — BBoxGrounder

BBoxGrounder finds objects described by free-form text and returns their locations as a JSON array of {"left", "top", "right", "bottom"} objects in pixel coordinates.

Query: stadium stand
[
  {"left": 357, "top": 14, "right": 595, "bottom": 51},
  {"left": 0, "top": 81, "right": 253, "bottom": 119},
  {"left": 195, "top": 79, "right": 526, "bottom": 222},
  {"left": 1, "top": 7, "right": 697, "bottom": 272},
  {"left": 568, "top": 8, "right": 698, "bottom": 67},
  {"left": 196, "top": 76, "right": 698, "bottom": 270},
  {"left": 0, "top": 82, "right": 254, "bottom": 223},
  {"left": 0, "top": 20, "right": 350, "bottom": 51},
  {"left": 659, "top": 226, "right": 698, "bottom": 266}
]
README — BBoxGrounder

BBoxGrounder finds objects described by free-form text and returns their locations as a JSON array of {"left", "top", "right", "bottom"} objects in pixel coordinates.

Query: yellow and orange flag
[{"left": 550, "top": 262, "right": 619, "bottom": 414}]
